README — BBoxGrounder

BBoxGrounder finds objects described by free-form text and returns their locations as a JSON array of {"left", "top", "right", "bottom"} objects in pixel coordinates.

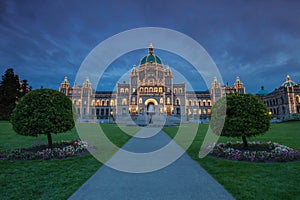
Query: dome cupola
[{"left": 140, "top": 43, "right": 162, "bottom": 65}]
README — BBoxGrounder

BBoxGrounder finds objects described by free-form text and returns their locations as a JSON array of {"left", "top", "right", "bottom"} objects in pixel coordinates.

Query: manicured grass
[
  {"left": 0, "top": 121, "right": 136, "bottom": 200},
  {"left": 163, "top": 121, "right": 300, "bottom": 200}
]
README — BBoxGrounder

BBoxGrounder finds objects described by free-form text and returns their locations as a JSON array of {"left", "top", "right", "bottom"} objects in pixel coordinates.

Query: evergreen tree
[{"left": 0, "top": 68, "right": 31, "bottom": 120}]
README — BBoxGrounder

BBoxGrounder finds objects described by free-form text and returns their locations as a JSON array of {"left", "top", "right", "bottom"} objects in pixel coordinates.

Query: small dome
[
  {"left": 140, "top": 43, "right": 162, "bottom": 65},
  {"left": 257, "top": 86, "right": 268, "bottom": 95},
  {"left": 281, "top": 75, "right": 297, "bottom": 87}
]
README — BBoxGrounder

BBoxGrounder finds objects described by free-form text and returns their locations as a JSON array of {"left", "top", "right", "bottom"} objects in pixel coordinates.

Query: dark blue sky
[{"left": 0, "top": 0, "right": 299, "bottom": 93}]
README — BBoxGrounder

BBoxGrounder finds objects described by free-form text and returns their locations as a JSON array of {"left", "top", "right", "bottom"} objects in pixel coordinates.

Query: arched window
[
  {"left": 199, "top": 100, "right": 202, "bottom": 107},
  {"left": 140, "top": 87, "right": 143, "bottom": 92},
  {"left": 203, "top": 100, "right": 206, "bottom": 107},
  {"left": 149, "top": 87, "right": 153, "bottom": 92},
  {"left": 120, "top": 88, "right": 124, "bottom": 93},
  {"left": 176, "top": 98, "right": 180, "bottom": 105},
  {"left": 91, "top": 100, "right": 95, "bottom": 106},
  {"left": 159, "top": 87, "right": 163, "bottom": 93},
  {"left": 122, "top": 98, "right": 127, "bottom": 105},
  {"left": 167, "top": 97, "right": 170, "bottom": 104},
  {"left": 101, "top": 100, "right": 105, "bottom": 106},
  {"left": 154, "top": 87, "right": 158, "bottom": 92},
  {"left": 174, "top": 88, "right": 177, "bottom": 94},
  {"left": 189, "top": 100, "right": 192, "bottom": 106},
  {"left": 106, "top": 100, "right": 109, "bottom": 106},
  {"left": 160, "top": 98, "right": 163, "bottom": 104},
  {"left": 145, "top": 87, "right": 148, "bottom": 93},
  {"left": 110, "top": 100, "right": 115, "bottom": 106},
  {"left": 207, "top": 100, "right": 211, "bottom": 106},
  {"left": 125, "top": 88, "right": 129, "bottom": 93},
  {"left": 78, "top": 100, "right": 82, "bottom": 105},
  {"left": 179, "top": 88, "right": 183, "bottom": 94},
  {"left": 139, "top": 98, "right": 142, "bottom": 104},
  {"left": 96, "top": 100, "right": 101, "bottom": 106},
  {"left": 131, "top": 97, "right": 136, "bottom": 104},
  {"left": 193, "top": 100, "right": 197, "bottom": 107}
]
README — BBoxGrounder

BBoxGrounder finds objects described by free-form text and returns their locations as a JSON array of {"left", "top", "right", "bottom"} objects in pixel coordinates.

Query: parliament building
[{"left": 59, "top": 43, "right": 247, "bottom": 122}]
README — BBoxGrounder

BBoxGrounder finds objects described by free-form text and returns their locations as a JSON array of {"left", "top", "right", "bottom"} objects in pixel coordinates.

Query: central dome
[{"left": 140, "top": 43, "right": 162, "bottom": 65}]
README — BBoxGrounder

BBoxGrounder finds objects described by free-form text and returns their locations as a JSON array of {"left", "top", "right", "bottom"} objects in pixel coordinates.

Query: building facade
[
  {"left": 59, "top": 43, "right": 246, "bottom": 122},
  {"left": 257, "top": 75, "right": 300, "bottom": 121}
]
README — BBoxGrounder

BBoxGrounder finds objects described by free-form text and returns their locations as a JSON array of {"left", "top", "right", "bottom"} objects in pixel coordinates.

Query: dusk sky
[{"left": 0, "top": 0, "right": 299, "bottom": 93}]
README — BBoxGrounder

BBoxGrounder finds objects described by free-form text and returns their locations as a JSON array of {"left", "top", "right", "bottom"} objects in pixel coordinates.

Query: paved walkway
[{"left": 69, "top": 128, "right": 234, "bottom": 200}]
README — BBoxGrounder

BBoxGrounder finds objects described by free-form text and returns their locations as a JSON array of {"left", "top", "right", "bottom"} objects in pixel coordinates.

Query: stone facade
[
  {"left": 258, "top": 75, "right": 300, "bottom": 121},
  {"left": 59, "top": 43, "right": 246, "bottom": 122}
]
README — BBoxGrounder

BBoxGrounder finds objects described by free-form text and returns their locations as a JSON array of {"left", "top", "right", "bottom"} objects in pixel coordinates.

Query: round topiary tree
[
  {"left": 211, "top": 93, "right": 271, "bottom": 147},
  {"left": 11, "top": 89, "right": 75, "bottom": 148}
]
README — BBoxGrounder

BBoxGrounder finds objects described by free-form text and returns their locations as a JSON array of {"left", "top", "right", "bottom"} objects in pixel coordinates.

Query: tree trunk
[
  {"left": 47, "top": 133, "right": 53, "bottom": 149},
  {"left": 242, "top": 135, "right": 248, "bottom": 148}
]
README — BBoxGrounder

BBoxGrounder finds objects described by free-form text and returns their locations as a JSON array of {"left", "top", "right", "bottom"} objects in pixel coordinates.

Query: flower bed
[
  {"left": 0, "top": 140, "right": 89, "bottom": 160},
  {"left": 208, "top": 141, "right": 300, "bottom": 162}
]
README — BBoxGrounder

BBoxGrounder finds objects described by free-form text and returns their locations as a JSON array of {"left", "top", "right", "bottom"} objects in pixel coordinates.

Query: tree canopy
[
  {"left": 0, "top": 68, "right": 31, "bottom": 120},
  {"left": 211, "top": 93, "right": 271, "bottom": 147},
  {"left": 11, "top": 89, "right": 75, "bottom": 148}
]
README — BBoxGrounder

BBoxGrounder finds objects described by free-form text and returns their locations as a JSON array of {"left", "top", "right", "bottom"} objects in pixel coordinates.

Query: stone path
[{"left": 69, "top": 128, "right": 234, "bottom": 200}]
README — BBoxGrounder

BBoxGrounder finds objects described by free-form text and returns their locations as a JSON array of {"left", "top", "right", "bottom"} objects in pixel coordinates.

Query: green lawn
[
  {"left": 163, "top": 121, "right": 300, "bottom": 200},
  {"left": 1, "top": 121, "right": 300, "bottom": 199},
  {"left": 0, "top": 122, "right": 136, "bottom": 200}
]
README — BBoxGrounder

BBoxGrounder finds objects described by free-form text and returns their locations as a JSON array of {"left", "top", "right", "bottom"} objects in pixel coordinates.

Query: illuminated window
[
  {"left": 110, "top": 100, "right": 114, "bottom": 106},
  {"left": 125, "top": 88, "right": 129, "bottom": 93},
  {"left": 91, "top": 100, "right": 95, "bottom": 106},
  {"left": 167, "top": 97, "right": 170, "bottom": 104},
  {"left": 160, "top": 98, "right": 163, "bottom": 104},
  {"left": 96, "top": 100, "right": 101, "bottom": 106},
  {"left": 78, "top": 100, "right": 81, "bottom": 105},
  {"left": 120, "top": 88, "right": 124, "bottom": 93},
  {"left": 132, "top": 97, "right": 136, "bottom": 104},
  {"left": 139, "top": 98, "right": 142, "bottom": 104},
  {"left": 199, "top": 109, "right": 202, "bottom": 114},
  {"left": 154, "top": 87, "right": 158, "bottom": 92},
  {"left": 159, "top": 87, "right": 163, "bottom": 93},
  {"left": 296, "top": 96, "right": 300, "bottom": 104},
  {"left": 207, "top": 109, "right": 211, "bottom": 114},
  {"left": 122, "top": 98, "right": 127, "bottom": 105}
]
